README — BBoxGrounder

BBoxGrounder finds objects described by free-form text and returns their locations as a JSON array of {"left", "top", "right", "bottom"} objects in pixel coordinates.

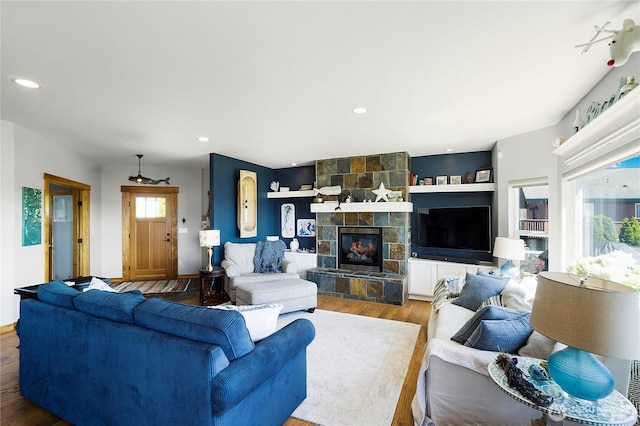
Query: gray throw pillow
[
  {"left": 452, "top": 273, "right": 507, "bottom": 311},
  {"left": 464, "top": 314, "right": 533, "bottom": 353},
  {"left": 451, "top": 305, "right": 527, "bottom": 344}
]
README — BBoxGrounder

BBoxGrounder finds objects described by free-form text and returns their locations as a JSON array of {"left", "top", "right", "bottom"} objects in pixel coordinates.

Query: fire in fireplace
[{"left": 338, "top": 227, "right": 383, "bottom": 272}]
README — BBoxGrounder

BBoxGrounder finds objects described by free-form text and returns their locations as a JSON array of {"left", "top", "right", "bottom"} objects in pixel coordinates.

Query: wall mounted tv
[{"left": 418, "top": 206, "right": 492, "bottom": 253}]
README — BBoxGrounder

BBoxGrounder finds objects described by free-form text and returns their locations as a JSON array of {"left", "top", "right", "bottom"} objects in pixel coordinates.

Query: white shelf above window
[
  {"left": 310, "top": 201, "right": 413, "bottom": 213},
  {"left": 409, "top": 183, "right": 495, "bottom": 194},
  {"left": 267, "top": 190, "right": 316, "bottom": 199}
]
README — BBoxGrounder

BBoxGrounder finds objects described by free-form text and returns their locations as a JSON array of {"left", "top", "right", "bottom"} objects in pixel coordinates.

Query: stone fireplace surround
[{"left": 306, "top": 152, "right": 412, "bottom": 305}]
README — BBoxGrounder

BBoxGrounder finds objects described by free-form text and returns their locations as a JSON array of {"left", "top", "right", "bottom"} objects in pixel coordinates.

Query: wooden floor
[{"left": 1, "top": 293, "right": 431, "bottom": 426}]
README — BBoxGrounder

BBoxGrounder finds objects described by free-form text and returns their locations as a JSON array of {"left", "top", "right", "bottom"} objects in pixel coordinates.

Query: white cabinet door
[
  {"left": 408, "top": 258, "right": 438, "bottom": 299},
  {"left": 284, "top": 251, "right": 317, "bottom": 279},
  {"left": 437, "top": 264, "right": 468, "bottom": 280}
]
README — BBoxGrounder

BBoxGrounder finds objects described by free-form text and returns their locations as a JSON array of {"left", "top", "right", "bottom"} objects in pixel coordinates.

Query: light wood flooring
[{"left": 1, "top": 293, "right": 431, "bottom": 426}]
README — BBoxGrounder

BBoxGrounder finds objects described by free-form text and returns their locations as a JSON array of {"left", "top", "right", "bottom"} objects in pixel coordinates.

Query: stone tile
[
  {"left": 336, "top": 277, "right": 350, "bottom": 295},
  {"left": 373, "top": 171, "right": 390, "bottom": 189},
  {"left": 345, "top": 212, "right": 359, "bottom": 226},
  {"left": 318, "top": 159, "right": 337, "bottom": 176},
  {"left": 317, "top": 214, "right": 332, "bottom": 226},
  {"left": 358, "top": 212, "right": 374, "bottom": 226},
  {"left": 383, "top": 259, "right": 400, "bottom": 274},
  {"left": 351, "top": 278, "right": 367, "bottom": 297},
  {"left": 366, "top": 155, "right": 381, "bottom": 172},
  {"left": 390, "top": 212, "right": 409, "bottom": 227},
  {"left": 358, "top": 173, "right": 373, "bottom": 188},
  {"left": 383, "top": 226, "right": 399, "bottom": 243},
  {"left": 323, "top": 256, "right": 337, "bottom": 269},
  {"left": 351, "top": 189, "right": 366, "bottom": 202},
  {"left": 381, "top": 153, "right": 397, "bottom": 171},
  {"left": 373, "top": 212, "right": 389, "bottom": 226},
  {"left": 317, "top": 174, "right": 331, "bottom": 188},
  {"left": 351, "top": 157, "right": 366, "bottom": 173},
  {"left": 389, "top": 243, "right": 406, "bottom": 260},
  {"left": 367, "top": 280, "right": 383, "bottom": 298},
  {"left": 318, "top": 240, "right": 331, "bottom": 255},
  {"left": 331, "top": 174, "right": 344, "bottom": 187},
  {"left": 344, "top": 173, "right": 359, "bottom": 189},
  {"left": 383, "top": 279, "right": 404, "bottom": 302},
  {"left": 336, "top": 158, "right": 351, "bottom": 174},
  {"left": 329, "top": 213, "right": 345, "bottom": 226},
  {"left": 317, "top": 225, "right": 335, "bottom": 241},
  {"left": 389, "top": 170, "right": 408, "bottom": 188}
]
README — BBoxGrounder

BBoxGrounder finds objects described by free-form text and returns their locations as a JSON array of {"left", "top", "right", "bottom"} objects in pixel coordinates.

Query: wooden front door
[{"left": 122, "top": 186, "right": 178, "bottom": 281}]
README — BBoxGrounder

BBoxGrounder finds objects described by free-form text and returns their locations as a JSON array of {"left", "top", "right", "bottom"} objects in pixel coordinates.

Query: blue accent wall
[{"left": 410, "top": 151, "right": 494, "bottom": 262}]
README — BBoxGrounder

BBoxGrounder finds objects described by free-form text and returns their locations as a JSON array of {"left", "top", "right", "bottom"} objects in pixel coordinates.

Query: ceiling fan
[{"left": 128, "top": 154, "right": 170, "bottom": 185}]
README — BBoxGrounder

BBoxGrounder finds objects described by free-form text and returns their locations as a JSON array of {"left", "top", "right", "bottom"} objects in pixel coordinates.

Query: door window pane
[
  {"left": 136, "top": 197, "right": 166, "bottom": 218},
  {"left": 512, "top": 184, "right": 549, "bottom": 275}
]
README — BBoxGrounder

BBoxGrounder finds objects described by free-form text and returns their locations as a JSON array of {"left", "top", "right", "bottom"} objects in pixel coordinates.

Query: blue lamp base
[
  {"left": 499, "top": 260, "right": 519, "bottom": 278},
  {"left": 547, "top": 346, "right": 615, "bottom": 401}
]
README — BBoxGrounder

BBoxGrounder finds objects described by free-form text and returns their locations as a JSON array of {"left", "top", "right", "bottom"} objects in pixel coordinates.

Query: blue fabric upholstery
[
  {"left": 74, "top": 289, "right": 146, "bottom": 323},
  {"left": 134, "top": 298, "right": 254, "bottom": 361},
  {"left": 36, "top": 280, "right": 81, "bottom": 308},
  {"left": 451, "top": 305, "right": 527, "bottom": 344},
  {"left": 17, "top": 287, "right": 315, "bottom": 426},
  {"left": 452, "top": 272, "right": 507, "bottom": 311},
  {"left": 254, "top": 240, "right": 286, "bottom": 273},
  {"left": 464, "top": 313, "right": 533, "bottom": 353}
]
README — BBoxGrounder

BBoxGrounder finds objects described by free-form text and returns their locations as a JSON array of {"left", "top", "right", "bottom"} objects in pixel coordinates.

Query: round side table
[{"left": 199, "top": 266, "right": 225, "bottom": 305}]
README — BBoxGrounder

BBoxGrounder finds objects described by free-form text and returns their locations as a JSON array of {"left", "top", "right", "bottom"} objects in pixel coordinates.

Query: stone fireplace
[
  {"left": 306, "top": 151, "right": 412, "bottom": 305},
  {"left": 338, "top": 226, "right": 382, "bottom": 272}
]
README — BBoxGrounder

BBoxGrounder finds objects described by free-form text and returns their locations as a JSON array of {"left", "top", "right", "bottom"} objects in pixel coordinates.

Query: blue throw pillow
[
  {"left": 451, "top": 305, "right": 527, "bottom": 344},
  {"left": 476, "top": 270, "right": 510, "bottom": 284},
  {"left": 464, "top": 313, "right": 533, "bottom": 353},
  {"left": 74, "top": 289, "right": 146, "bottom": 324},
  {"left": 134, "top": 298, "right": 254, "bottom": 361},
  {"left": 452, "top": 273, "right": 508, "bottom": 311},
  {"left": 37, "top": 280, "right": 81, "bottom": 309}
]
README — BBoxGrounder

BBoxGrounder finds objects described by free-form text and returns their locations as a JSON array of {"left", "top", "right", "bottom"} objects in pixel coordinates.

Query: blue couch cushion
[
  {"left": 134, "top": 298, "right": 254, "bottom": 360},
  {"left": 452, "top": 272, "right": 507, "bottom": 311},
  {"left": 451, "top": 305, "right": 528, "bottom": 344},
  {"left": 74, "top": 289, "right": 146, "bottom": 324},
  {"left": 464, "top": 313, "right": 533, "bottom": 353},
  {"left": 37, "top": 281, "right": 81, "bottom": 309}
]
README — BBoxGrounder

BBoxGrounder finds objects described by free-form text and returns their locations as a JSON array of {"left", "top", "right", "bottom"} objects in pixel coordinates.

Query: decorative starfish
[{"left": 372, "top": 182, "right": 392, "bottom": 202}]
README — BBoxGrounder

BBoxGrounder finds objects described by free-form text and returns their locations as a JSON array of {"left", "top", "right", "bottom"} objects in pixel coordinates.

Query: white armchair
[{"left": 221, "top": 242, "right": 299, "bottom": 302}]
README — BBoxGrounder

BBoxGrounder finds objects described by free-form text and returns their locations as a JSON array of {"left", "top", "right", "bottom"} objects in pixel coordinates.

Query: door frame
[
  {"left": 121, "top": 186, "right": 179, "bottom": 281},
  {"left": 43, "top": 173, "right": 91, "bottom": 281}
]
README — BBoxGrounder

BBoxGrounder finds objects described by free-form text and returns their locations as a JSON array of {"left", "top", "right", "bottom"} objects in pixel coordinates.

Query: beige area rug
[
  {"left": 277, "top": 309, "right": 421, "bottom": 426},
  {"left": 110, "top": 279, "right": 192, "bottom": 294}
]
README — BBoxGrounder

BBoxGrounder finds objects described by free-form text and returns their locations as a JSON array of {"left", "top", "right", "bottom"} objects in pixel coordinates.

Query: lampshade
[
  {"left": 530, "top": 272, "right": 640, "bottom": 400},
  {"left": 199, "top": 230, "right": 220, "bottom": 248},
  {"left": 492, "top": 237, "right": 525, "bottom": 260},
  {"left": 530, "top": 272, "right": 640, "bottom": 360}
]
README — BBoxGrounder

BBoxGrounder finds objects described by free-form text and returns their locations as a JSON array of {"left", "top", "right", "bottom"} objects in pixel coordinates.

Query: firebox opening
[{"left": 338, "top": 226, "right": 383, "bottom": 272}]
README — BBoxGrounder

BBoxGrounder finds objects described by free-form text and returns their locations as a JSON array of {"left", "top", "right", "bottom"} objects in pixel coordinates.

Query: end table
[
  {"left": 199, "top": 266, "right": 225, "bottom": 305},
  {"left": 488, "top": 356, "right": 638, "bottom": 426}
]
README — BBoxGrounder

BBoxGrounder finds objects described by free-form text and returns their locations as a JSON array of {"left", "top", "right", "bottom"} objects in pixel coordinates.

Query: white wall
[{"left": 1, "top": 120, "right": 206, "bottom": 326}]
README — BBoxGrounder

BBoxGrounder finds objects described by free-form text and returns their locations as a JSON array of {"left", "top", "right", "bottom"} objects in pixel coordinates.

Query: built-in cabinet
[
  {"left": 408, "top": 257, "right": 495, "bottom": 301},
  {"left": 284, "top": 250, "right": 317, "bottom": 279}
]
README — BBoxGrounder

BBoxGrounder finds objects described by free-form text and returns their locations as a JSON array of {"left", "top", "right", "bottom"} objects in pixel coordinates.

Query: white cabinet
[
  {"left": 408, "top": 257, "right": 495, "bottom": 300},
  {"left": 284, "top": 251, "right": 317, "bottom": 279}
]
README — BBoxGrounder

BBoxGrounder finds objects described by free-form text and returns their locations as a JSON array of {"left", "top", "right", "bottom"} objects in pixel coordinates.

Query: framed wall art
[
  {"left": 22, "top": 187, "right": 42, "bottom": 246},
  {"left": 297, "top": 218, "right": 316, "bottom": 237},
  {"left": 281, "top": 203, "right": 295, "bottom": 238},
  {"left": 450, "top": 175, "right": 462, "bottom": 185},
  {"left": 436, "top": 176, "right": 447, "bottom": 185},
  {"left": 475, "top": 168, "right": 493, "bottom": 183}
]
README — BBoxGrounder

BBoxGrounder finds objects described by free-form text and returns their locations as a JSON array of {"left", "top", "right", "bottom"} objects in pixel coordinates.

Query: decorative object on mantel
[
  {"left": 269, "top": 181, "right": 279, "bottom": 192},
  {"left": 450, "top": 175, "right": 462, "bottom": 185},
  {"left": 463, "top": 173, "right": 474, "bottom": 184},
  {"left": 128, "top": 154, "right": 170, "bottom": 185},
  {"left": 619, "top": 75, "right": 638, "bottom": 98},
  {"left": 436, "top": 176, "right": 447, "bottom": 185},
  {"left": 299, "top": 184, "right": 313, "bottom": 191},
  {"left": 314, "top": 185, "right": 342, "bottom": 196},
  {"left": 572, "top": 108, "right": 584, "bottom": 134},
  {"left": 372, "top": 182, "right": 393, "bottom": 202},
  {"left": 576, "top": 19, "right": 640, "bottom": 67}
]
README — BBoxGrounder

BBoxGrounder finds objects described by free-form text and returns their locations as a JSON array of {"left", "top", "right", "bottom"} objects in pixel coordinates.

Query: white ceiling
[{"left": 2, "top": 1, "right": 638, "bottom": 170}]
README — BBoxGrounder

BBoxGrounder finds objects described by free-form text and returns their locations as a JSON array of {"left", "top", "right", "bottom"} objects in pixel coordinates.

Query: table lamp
[
  {"left": 199, "top": 229, "right": 220, "bottom": 272},
  {"left": 493, "top": 237, "right": 525, "bottom": 278},
  {"left": 530, "top": 272, "right": 640, "bottom": 401}
]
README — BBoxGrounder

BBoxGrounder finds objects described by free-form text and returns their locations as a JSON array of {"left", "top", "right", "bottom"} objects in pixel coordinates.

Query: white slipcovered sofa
[
  {"left": 412, "top": 272, "right": 632, "bottom": 426},
  {"left": 221, "top": 241, "right": 299, "bottom": 303}
]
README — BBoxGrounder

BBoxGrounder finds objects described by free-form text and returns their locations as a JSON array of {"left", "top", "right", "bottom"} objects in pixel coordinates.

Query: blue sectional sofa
[{"left": 17, "top": 281, "right": 315, "bottom": 426}]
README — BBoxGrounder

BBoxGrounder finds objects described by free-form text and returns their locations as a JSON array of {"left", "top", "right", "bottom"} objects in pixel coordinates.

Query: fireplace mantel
[{"left": 310, "top": 201, "right": 413, "bottom": 213}]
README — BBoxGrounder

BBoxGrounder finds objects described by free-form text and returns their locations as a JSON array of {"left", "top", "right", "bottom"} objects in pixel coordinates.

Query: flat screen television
[{"left": 418, "top": 206, "right": 492, "bottom": 252}]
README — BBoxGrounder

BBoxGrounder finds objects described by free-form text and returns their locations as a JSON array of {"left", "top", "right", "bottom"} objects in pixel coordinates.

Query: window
[
  {"left": 136, "top": 197, "right": 166, "bottom": 218},
  {"left": 573, "top": 155, "right": 640, "bottom": 290},
  {"left": 510, "top": 181, "right": 549, "bottom": 275}
]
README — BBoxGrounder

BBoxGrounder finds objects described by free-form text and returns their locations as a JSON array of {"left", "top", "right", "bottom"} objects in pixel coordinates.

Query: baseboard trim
[{"left": 1, "top": 322, "right": 17, "bottom": 334}]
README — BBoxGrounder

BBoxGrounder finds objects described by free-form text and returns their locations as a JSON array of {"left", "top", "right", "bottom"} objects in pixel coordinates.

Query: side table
[
  {"left": 488, "top": 356, "right": 638, "bottom": 426},
  {"left": 199, "top": 267, "right": 226, "bottom": 305}
]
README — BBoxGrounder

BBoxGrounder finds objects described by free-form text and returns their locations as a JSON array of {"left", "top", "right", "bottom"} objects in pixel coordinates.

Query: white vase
[{"left": 290, "top": 238, "right": 299, "bottom": 252}]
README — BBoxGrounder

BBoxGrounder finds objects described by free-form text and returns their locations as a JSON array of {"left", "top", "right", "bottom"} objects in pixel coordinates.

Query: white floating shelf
[
  {"left": 310, "top": 201, "right": 413, "bottom": 213},
  {"left": 409, "top": 183, "right": 495, "bottom": 193},
  {"left": 267, "top": 190, "right": 316, "bottom": 199}
]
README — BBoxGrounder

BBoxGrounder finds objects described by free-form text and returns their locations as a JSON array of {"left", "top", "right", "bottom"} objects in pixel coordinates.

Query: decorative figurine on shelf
[
  {"left": 270, "top": 181, "right": 280, "bottom": 192},
  {"left": 576, "top": 19, "right": 640, "bottom": 67},
  {"left": 463, "top": 173, "right": 474, "bottom": 184},
  {"left": 289, "top": 238, "right": 299, "bottom": 252}
]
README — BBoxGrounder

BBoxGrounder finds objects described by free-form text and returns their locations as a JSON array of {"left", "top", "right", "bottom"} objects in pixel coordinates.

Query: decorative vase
[
  {"left": 572, "top": 108, "right": 584, "bottom": 134},
  {"left": 290, "top": 238, "right": 299, "bottom": 252}
]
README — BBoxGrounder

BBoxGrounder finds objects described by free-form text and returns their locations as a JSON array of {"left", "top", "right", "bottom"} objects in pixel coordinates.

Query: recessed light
[
  {"left": 352, "top": 107, "right": 367, "bottom": 114},
  {"left": 13, "top": 78, "right": 41, "bottom": 89},
  {"left": 445, "top": 148, "right": 453, "bottom": 152},
  {"left": 291, "top": 163, "right": 297, "bottom": 166},
  {"left": 197, "top": 136, "right": 210, "bottom": 142}
]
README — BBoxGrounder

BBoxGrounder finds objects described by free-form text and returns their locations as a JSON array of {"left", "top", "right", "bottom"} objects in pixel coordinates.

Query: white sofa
[
  {"left": 221, "top": 241, "right": 299, "bottom": 303},
  {"left": 412, "top": 274, "right": 632, "bottom": 426}
]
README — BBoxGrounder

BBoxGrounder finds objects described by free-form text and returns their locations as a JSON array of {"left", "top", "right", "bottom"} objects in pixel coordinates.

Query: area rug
[
  {"left": 277, "top": 309, "right": 421, "bottom": 426},
  {"left": 110, "top": 279, "right": 192, "bottom": 294}
]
